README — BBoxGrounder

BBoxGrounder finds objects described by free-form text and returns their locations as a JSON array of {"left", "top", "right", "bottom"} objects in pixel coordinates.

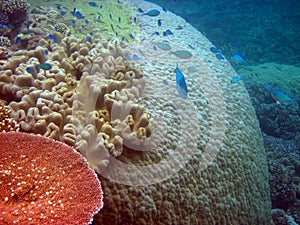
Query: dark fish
[
  {"left": 210, "top": 47, "right": 220, "bottom": 53},
  {"left": 129, "top": 33, "right": 134, "bottom": 40},
  {"left": 137, "top": 8, "right": 144, "bottom": 13},
  {"left": 71, "top": 20, "right": 76, "bottom": 25},
  {"left": 26, "top": 67, "right": 36, "bottom": 74},
  {"left": 15, "top": 37, "right": 21, "bottom": 44},
  {"left": 174, "top": 64, "right": 188, "bottom": 99},
  {"left": 143, "top": 9, "right": 160, "bottom": 16},
  {"left": 109, "top": 14, "right": 112, "bottom": 20},
  {"left": 71, "top": 8, "right": 76, "bottom": 16},
  {"left": 75, "top": 11, "right": 85, "bottom": 19},
  {"left": 110, "top": 24, "right": 115, "bottom": 31},
  {"left": 88, "top": 2, "right": 98, "bottom": 7},
  {"left": 162, "top": 6, "right": 167, "bottom": 12},
  {"left": 118, "top": 17, "right": 121, "bottom": 23},
  {"left": 87, "top": 37, "right": 92, "bottom": 43},
  {"left": 60, "top": 11, "right": 67, "bottom": 16},
  {"left": 48, "top": 34, "right": 58, "bottom": 43},
  {"left": 44, "top": 50, "right": 49, "bottom": 55},
  {"left": 165, "top": 29, "right": 173, "bottom": 35},
  {"left": 55, "top": 4, "right": 62, "bottom": 10},
  {"left": 152, "top": 31, "right": 159, "bottom": 36},
  {"left": 157, "top": 19, "right": 162, "bottom": 26},
  {"left": 85, "top": 19, "right": 89, "bottom": 24},
  {"left": 216, "top": 53, "right": 224, "bottom": 60},
  {"left": 37, "top": 63, "right": 52, "bottom": 70},
  {"left": 134, "top": 17, "right": 137, "bottom": 23},
  {"left": 26, "top": 22, "right": 31, "bottom": 30}
]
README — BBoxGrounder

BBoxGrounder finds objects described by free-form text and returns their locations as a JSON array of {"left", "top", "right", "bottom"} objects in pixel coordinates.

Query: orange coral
[{"left": 0, "top": 132, "right": 103, "bottom": 224}]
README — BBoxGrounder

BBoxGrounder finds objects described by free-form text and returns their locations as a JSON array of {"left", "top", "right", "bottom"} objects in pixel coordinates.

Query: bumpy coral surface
[
  {"left": 0, "top": 100, "right": 20, "bottom": 132},
  {"left": 0, "top": 132, "right": 103, "bottom": 224}
]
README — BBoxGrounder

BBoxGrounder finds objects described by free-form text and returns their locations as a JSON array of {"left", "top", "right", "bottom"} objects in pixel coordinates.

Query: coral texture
[
  {"left": 0, "top": 132, "right": 103, "bottom": 224},
  {"left": 0, "top": 0, "right": 30, "bottom": 25},
  {"left": 0, "top": 100, "right": 20, "bottom": 132}
]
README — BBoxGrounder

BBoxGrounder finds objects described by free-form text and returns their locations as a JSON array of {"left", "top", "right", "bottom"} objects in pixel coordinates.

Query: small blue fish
[
  {"left": 71, "top": 8, "right": 76, "bottom": 16},
  {"left": 133, "top": 54, "right": 140, "bottom": 60},
  {"left": 48, "top": 34, "right": 58, "bottom": 43},
  {"left": 232, "top": 54, "right": 246, "bottom": 64},
  {"left": 157, "top": 19, "right": 162, "bottom": 26},
  {"left": 118, "top": 17, "right": 121, "bottom": 23},
  {"left": 165, "top": 29, "right": 173, "bottom": 35},
  {"left": 230, "top": 77, "right": 243, "bottom": 83},
  {"left": 134, "top": 17, "right": 137, "bottom": 23},
  {"left": 271, "top": 90, "right": 294, "bottom": 104},
  {"left": 85, "top": 19, "right": 89, "bottom": 24},
  {"left": 44, "top": 49, "right": 49, "bottom": 55},
  {"left": 71, "top": 20, "right": 76, "bottom": 25},
  {"left": 109, "top": 14, "right": 113, "bottom": 20},
  {"left": 6, "top": 24, "right": 13, "bottom": 29},
  {"left": 129, "top": 33, "right": 134, "bottom": 40},
  {"left": 15, "top": 37, "right": 21, "bottom": 44},
  {"left": 174, "top": 65, "right": 188, "bottom": 99},
  {"left": 88, "top": 2, "right": 98, "bottom": 7},
  {"left": 75, "top": 11, "right": 85, "bottom": 19},
  {"left": 209, "top": 47, "right": 220, "bottom": 53},
  {"left": 264, "top": 83, "right": 274, "bottom": 91},
  {"left": 37, "top": 63, "right": 52, "bottom": 70},
  {"left": 152, "top": 31, "right": 160, "bottom": 36},
  {"left": 216, "top": 53, "right": 224, "bottom": 60},
  {"left": 60, "top": 11, "right": 67, "bottom": 16},
  {"left": 26, "top": 67, "right": 36, "bottom": 74},
  {"left": 137, "top": 8, "right": 144, "bottom": 13},
  {"left": 162, "top": 6, "right": 167, "bottom": 12},
  {"left": 143, "top": 9, "right": 160, "bottom": 16},
  {"left": 125, "top": 55, "right": 131, "bottom": 60}
]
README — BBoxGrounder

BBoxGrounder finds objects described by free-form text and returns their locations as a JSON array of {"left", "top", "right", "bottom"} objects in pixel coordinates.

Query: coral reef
[
  {"left": 0, "top": 0, "right": 30, "bottom": 25},
  {"left": 0, "top": 100, "right": 20, "bottom": 132},
  {"left": 271, "top": 209, "right": 298, "bottom": 225},
  {"left": 0, "top": 132, "right": 103, "bottom": 224}
]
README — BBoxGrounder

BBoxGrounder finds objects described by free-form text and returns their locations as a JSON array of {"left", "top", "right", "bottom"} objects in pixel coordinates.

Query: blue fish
[
  {"left": 157, "top": 19, "right": 162, "bottom": 26},
  {"left": 87, "top": 37, "right": 92, "bottom": 43},
  {"left": 71, "top": 8, "right": 76, "bottom": 16},
  {"left": 210, "top": 47, "right": 220, "bottom": 53},
  {"left": 232, "top": 54, "right": 246, "bottom": 64},
  {"left": 165, "top": 29, "right": 173, "bottom": 35},
  {"left": 271, "top": 90, "right": 294, "bottom": 104},
  {"left": 162, "top": 6, "right": 167, "bottom": 12},
  {"left": 75, "top": 11, "right": 85, "bottom": 19},
  {"left": 216, "top": 53, "right": 224, "bottom": 60},
  {"left": 88, "top": 2, "right": 98, "bottom": 7},
  {"left": 230, "top": 77, "right": 243, "bottom": 83},
  {"left": 132, "top": 54, "right": 140, "bottom": 60},
  {"left": 174, "top": 65, "right": 188, "bottom": 99},
  {"left": 129, "top": 33, "right": 134, "bottom": 40},
  {"left": 44, "top": 49, "right": 49, "bottom": 55},
  {"left": 26, "top": 67, "right": 36, "bottom": 74},
  {"left": 60, "top": 11, "right": 67, "bottom": 16},
  {"left": 71, "top": 20, "right": 76, "bottom": 25},
  {"left": 48, "top": 34, "right": 58, "bottom": 43},
  {"left": 264, "top": 83, "right": 274, "bottom": 91},
  {"left": 15, "top": 37, "right": 21, "bottom": 44},
  {"left": 143, "top": 9, "right": 160, "bottom": 16},
  {"left": 137, "top": 8, "right": 144, "bottom": 13}
]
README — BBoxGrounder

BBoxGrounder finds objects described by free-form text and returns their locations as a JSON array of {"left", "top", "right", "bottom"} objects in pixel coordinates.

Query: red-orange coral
[{"left": 0, "top": 132, "right": 103, "bottom": 224}]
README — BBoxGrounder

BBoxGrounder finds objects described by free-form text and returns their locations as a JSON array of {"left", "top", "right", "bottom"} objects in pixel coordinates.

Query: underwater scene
[{"left": 0, "top": 0, "right": 299, "bottom": 224}]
